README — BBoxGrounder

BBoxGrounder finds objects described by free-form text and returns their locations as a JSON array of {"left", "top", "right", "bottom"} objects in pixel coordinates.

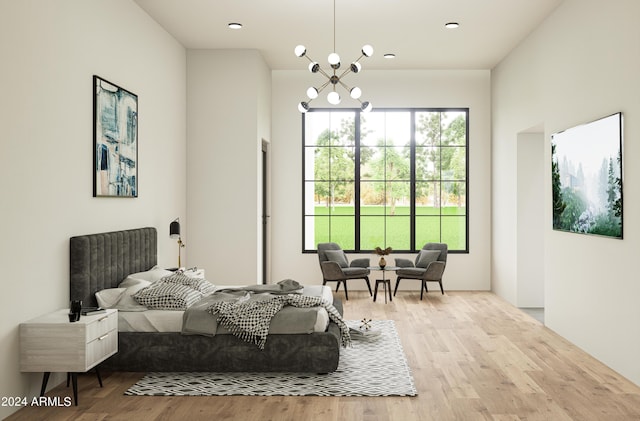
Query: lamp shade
[{"left": 169, "top": 219, "right": 180, "bottom": 238}]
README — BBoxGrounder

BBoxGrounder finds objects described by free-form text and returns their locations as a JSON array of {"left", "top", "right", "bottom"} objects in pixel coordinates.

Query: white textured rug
[{"left": 125, "top": 320, "right": 416, "bottom": 397}]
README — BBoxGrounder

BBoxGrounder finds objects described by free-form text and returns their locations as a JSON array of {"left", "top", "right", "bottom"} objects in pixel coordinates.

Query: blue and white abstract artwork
[{"left": 93, "top": 75, "right": 138, "bottom": 197}]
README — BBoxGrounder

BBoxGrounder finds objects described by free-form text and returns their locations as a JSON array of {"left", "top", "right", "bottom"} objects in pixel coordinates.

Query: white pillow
[
  {"left": 95, "top": 288, "right": 126, "bottom": 308},
  {"left": 126, "top": 266, "right": 173, "bottom": 283},
  {"left": 115, "top": 277, "right": 153, "bottom": 311},
  {"left": 119, "top": 276, "right": 152, "bottom": 289}
]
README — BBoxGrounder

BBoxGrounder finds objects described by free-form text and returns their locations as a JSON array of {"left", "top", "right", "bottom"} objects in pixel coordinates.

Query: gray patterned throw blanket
[
  {"left": 181, "top": 280, "right": 351, "bottom": 349},
  {"left": 207, "top": 293, "right": 351, "bottom": 350}
]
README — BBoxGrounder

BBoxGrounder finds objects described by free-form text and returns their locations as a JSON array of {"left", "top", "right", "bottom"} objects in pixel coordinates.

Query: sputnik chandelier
[{"left": 295, "top": 0, "right": 373, "bottom": 113}]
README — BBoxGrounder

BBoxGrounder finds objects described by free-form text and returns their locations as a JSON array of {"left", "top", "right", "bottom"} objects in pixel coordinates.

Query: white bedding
[{"left": 118, "top": 284, "right": 333, "bottom": 333}]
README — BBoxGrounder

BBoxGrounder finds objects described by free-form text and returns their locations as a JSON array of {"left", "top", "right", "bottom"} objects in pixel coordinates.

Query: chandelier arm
[
  {"left": 338, "top": 68, "right": 352, "bottom": 79},
  {"left": 316, "top": 80, "right": 331, "bottom": 93},
  {"left": 337, "top": 80, "right": 352, "bottom": 91},
  {"left": 317, "top": 68, "right": 333, "bottom": 79},
  {"left": 353, "top": 54, "right": 366, "bottom": 64}
]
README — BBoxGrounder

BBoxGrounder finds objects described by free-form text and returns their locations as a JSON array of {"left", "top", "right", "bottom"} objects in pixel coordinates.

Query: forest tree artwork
[{"left": 551, "top": 112, "right": 623, "bottom": 239}]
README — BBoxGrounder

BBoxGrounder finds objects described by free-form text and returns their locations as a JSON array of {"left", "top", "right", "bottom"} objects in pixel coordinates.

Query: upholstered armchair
[
  {"left": 393, "top": 243, "right": 448, "bottom": 300},
  {"left": 317, "top": 243, "right": 372, "bottom": 300}
]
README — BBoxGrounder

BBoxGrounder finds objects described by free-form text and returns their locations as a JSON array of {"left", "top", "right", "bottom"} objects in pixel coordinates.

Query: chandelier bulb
[
  {"left": 328, "top": 53, "right": 340, "bottom": 66},
  {"left": 295, "top": 45, "right": 307, "bottom": 57},
  {"left": 298, "top": 101, "right": 310, "bottom": 113},
  {"left": 306, "top": 87, "right": 319, "bottom": 99},
  {"left": 308, "top": 62, "right": 320, "bottom": 73},
  {"left": 361, "top": 101, "right": 372, "bottom": 112},
  {"left": 350, "top": 87, "right": 362, "bottom": 99},
  {"left": 327, "top": 91, "right": 341, "bottom": 105},
  {"left": 350, "top": 62, "right": 362, "bottom": 73},
  {"left": 361, "top": 45, "right": 374, "bottom": 57}
]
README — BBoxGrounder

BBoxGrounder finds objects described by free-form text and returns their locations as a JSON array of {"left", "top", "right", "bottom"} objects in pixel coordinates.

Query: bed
[{"left": 69, "top": 227, "right": 344, "bottom": 373}]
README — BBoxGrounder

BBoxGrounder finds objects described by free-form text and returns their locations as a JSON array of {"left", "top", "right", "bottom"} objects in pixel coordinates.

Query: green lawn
[{"left": 311, "top": 205, "right": 466, "bottom": 251}]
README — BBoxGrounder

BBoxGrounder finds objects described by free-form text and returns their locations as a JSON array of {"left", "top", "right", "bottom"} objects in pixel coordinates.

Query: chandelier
[{"left": 295, "top": 0, "right": 373, "bottom": 113}]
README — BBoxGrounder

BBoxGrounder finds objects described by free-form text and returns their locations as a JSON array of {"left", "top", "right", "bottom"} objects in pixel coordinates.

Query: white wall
[
  {"left": 271, "top": 70, "right": 492, "bottom": 290},
  {"left": 186, "top": 49, "right": 271, "bottom": 284},
  {"left": 492, "top": 0, "right": 640, "bottom": 384},
  {"left": 517, "top": 131, "right": 545, "bottom": 308},
  {"left": 0, "top": 0, "right": 186, "bottom": 418}
]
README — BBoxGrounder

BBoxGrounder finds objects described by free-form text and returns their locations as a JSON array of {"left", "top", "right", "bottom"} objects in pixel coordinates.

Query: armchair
[
  {"left": 317, "top": 243, "right": 372, "bottom": 301},
  {"left": 393, "top": 243, "right": 448, "bottom": 300}
]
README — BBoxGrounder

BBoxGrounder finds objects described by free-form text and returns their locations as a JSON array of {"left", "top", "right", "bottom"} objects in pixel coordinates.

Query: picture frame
[
  {"left": 551, "top": 112, "right": 623, "bottom": 239},
  {"left": 93, "top": 75, "right": 138, "bottom": 197}
]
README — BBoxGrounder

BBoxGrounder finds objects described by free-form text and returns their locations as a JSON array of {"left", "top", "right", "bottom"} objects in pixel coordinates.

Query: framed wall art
[
  {"left": 93, "top": 75, "right": 138, "bottom": 197},
  {"left": 551, "top": 112, "right": 623, "bottom": 239}
]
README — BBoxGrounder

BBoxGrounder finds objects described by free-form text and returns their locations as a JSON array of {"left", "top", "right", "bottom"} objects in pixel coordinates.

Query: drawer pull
[
  {"left": 98, "top": 316, "right": 108, "bottom": 322},
  {"left": 98, "top": 333, "right": 109, "bottom": 341}
]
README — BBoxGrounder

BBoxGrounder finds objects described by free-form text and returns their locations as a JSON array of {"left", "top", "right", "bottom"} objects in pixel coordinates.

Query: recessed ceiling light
[
  {"left": 445, "top": 22, "right": 460, "bottom": 29},
  {"left": 228, "top": 23, "right": 243, "bottom": 29},
  {"left": 383, "top": 53, "right": 396, "bottom": 59}
]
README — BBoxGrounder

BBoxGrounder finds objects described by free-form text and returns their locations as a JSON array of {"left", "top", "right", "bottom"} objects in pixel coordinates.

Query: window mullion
[
  {"left": 354, "top": 111, "right": 361, "bottom": 252},
  {"left": 410, "top": 110, "right": 416, "bottom": 251}
]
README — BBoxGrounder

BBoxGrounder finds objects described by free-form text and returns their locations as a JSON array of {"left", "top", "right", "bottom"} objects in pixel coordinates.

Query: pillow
[
  {"left": 126, "top": 266, "right": 174, "bottom": 283},
  {"left": 114, "top": 277, "right": 153, "bottom": 311},
  {"left": 119, "top": 276, "right": 152, "bottom": 289},
  {"left": 325, "top": 250, "right": 349, "bottom": 268},
  {"left": 95, "top": 288, "right": 126, "bottom": 309},
  {"left": 133, "top": 281, "right": 204, "bottom": 310},
  {"left": 160, "top": 272, "right": 216, "bottom": 295},
  {"left": 415, "top": 250, "right": 441, "bottom": 268}
]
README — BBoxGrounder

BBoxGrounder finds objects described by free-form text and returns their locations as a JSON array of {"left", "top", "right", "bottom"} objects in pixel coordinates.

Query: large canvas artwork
[
  {"left": 551, "top": 112, "right": 623, "bottom": 238},
  {"left": 93, "top": 75, "right": 138, "bottom": 197}
]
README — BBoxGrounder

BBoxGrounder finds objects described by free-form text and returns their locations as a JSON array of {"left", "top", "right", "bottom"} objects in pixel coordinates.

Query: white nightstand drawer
[
  {"left": 86, "top": 312, "right": 117, "bottom": 342},
  {"left": 86, "top": 329, "right": 117, "bottom": 369}
]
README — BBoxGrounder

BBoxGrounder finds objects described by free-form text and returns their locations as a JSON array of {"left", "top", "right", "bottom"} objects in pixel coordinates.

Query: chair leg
[
  {"left": 439, "top": 280, "right": 444, "bottom": 295},
  {"left": 364, "top": 277, "right": 373, "bottom": 296},
  {"left": 393, "top": 277, "right": 402, "bottom": 296},
  {"left": 420, "top": 280, "right": 426, "bottom": 300},
  {"left": 343, "top": 280, "right": 349, "bottom": 300}
]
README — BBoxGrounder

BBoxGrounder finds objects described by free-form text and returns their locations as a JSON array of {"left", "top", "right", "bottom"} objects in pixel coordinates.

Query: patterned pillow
[
  {"left": 133, "top": 281, "right": 204, "bottom": 310},
  {"left": 160, "top": 272, "right": 216, "bottom": 295}
]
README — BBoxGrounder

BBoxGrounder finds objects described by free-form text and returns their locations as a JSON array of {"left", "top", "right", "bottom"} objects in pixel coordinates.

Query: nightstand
[{"left": 19, "top": 308, "right": 118, "bottom": 405}]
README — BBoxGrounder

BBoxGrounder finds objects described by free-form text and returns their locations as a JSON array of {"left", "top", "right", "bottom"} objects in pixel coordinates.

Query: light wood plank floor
[{"left": 7, "top": 291, "right": 640, "bottom": 421}]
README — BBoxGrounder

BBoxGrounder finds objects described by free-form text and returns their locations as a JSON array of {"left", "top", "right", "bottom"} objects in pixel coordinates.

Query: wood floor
[{"left": 8, "top": 291, "right": 640, "bottom": 421}]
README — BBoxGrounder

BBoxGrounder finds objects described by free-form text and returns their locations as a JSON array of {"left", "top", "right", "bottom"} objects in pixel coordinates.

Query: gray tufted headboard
[{"left": 70, "top": 227, "right": 157, "bottom": 307}]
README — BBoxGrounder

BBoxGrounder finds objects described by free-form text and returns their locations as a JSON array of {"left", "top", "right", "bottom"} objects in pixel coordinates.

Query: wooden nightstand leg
[{"left": 40, "top": 372, "right": 50, "bottom": 396}]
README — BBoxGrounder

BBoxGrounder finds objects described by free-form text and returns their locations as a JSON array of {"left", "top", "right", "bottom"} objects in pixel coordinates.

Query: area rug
[{"left": 124, "top": 320, "right": 416, "bottom": 397}]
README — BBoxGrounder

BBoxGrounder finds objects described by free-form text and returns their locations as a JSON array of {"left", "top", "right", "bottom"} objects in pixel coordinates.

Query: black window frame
[{"left": 302, "top": 107, "right": 469, "bottom": 254}]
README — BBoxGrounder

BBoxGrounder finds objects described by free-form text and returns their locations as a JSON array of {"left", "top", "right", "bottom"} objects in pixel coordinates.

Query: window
[{"left": 303, "top": 108, "right": 468, "bottom": 253}]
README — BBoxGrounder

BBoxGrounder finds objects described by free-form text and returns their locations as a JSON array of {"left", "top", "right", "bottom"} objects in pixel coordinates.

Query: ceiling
[{"left": 134, "top": 0, "right": 563, "bottom": 71}]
